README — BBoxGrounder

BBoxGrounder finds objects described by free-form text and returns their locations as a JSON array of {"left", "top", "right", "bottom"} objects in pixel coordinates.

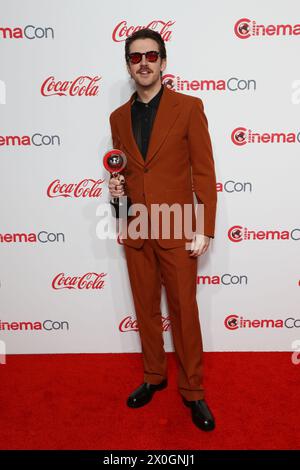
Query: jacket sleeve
[
  {"left": 109, "top": 113, "right": 121, "bottom": 149},
  {"left": 187, "top": 98, "right": 217, "bottom": 238}
]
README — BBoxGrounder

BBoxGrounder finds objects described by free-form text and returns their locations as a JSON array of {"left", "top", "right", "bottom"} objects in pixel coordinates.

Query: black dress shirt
[{"left": 131, "top": 85, "right": 164, "bottom": 160}]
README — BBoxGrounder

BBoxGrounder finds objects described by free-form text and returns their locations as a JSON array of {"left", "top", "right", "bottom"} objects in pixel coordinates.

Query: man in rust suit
[{"left": 109, "top": 29, "right": 217, "bottom": 431}]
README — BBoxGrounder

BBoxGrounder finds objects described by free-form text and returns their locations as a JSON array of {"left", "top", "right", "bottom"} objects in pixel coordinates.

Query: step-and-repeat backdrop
[{"left": 1, "top": 0, "right": 300, "bottom": 354}]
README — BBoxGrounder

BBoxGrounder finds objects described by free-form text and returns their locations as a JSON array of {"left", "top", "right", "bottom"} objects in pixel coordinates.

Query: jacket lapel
[
  {"left": 117, "top": 86, "right": 180, "bottom": 167},
  {"left": 145, "top": 86, "right": 180, "bottom": 166},
  {"left": 117, "top": 92, "right": 144, "bottom": 166}
]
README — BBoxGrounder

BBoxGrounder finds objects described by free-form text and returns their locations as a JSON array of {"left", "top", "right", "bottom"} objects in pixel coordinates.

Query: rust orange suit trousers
[{"left": 124, "top": 234, "right": 205, "bottom": 401}]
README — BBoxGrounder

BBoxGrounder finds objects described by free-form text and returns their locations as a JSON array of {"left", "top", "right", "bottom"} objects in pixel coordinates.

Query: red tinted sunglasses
[{"left": 127, "top": 50, "right": 160, "bottom": 64}]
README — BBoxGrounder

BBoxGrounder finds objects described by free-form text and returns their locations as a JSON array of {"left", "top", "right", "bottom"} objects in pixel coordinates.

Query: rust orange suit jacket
[{"left": 109, "top": 85, "right": 217, "bottom": 249}]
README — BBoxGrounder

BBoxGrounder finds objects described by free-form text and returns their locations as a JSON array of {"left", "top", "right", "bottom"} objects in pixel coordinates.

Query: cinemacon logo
[
  {"left": 0, "top": 232, "right": 65, "bottom": 243},
  {"left": 119, "top": 315, "right": 171, "bottom": 332},
  {"left": 228, "top": 226, "right": 300, "bottom": 242},
  {"left": 162, "top": 74, "right": 256, "bottom": 92},
  {"left": 225, "top": 315, "right": 300, "bottom": 330},
  {"left": 0, "top": 320, "right": 69, "bottom": 331},
  {"left": 217, "top": 180, "right": 252, "bottom": 193},
  {"left": 112, "top": 20, "right": 174, "bottom": 42},
  {"left": 47, "top": 178, "right": 104, "bottom": 198},
  {"left": 0, "top": 133, "right": 60, "bottom": 146},
  {"left": 234, "top": 18, "right": 300, "bottom": 39},
  {"left": 41, "top": 76, "right": 101, "bottom": 97},
  {"left": 197, "top": 274, "right": 248, "bottom": 286},
  {"left": 231, "top": 127, "right": 300, "bottom": 145},
  {"left": 0, "top": 25, "right": 54, "bottom": 40},
  {"left": 52, "top": 272, "right": 107, "bottom": 290}
]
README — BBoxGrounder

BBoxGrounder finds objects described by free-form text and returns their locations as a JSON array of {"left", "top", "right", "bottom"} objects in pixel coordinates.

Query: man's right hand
[{"left": 108, "top": 174, "right": 125, "bottom": 198}]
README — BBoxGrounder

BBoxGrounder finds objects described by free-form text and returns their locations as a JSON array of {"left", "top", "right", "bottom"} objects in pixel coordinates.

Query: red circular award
[
  {"left": 103, "top": 149, "right": 127, "bottom": 176},
  {"left": 103, "top": 149, "right": 131, "bottom": 219}
]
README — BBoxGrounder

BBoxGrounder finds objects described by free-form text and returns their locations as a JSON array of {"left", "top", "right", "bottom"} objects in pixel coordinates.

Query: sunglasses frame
[{"left": 127, "top": 50, "right": 161, "bottom": 64}]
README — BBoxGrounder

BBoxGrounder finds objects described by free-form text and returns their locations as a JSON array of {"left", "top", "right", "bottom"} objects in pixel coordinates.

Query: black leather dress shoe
[
  {"left": 127, "top": 380, "right": 168, "bottom": 408},
  {"left": 182, "top": 397, "right": 215, "bottom": 431}
]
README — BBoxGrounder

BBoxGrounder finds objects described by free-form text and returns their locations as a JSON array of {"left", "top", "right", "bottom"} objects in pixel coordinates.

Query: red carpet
[{"left": 0, "top": 352, "right": 299, "bottom": 450}]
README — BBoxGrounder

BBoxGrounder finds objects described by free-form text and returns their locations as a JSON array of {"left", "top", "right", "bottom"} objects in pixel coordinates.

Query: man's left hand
[{"left": 189, "top": 234, "right": 210, "bottom": 257}]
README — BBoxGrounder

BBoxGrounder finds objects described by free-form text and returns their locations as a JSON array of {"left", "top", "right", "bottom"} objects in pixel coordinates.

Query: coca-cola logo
[
  {"left": 112, "top": 20, "right": 175, "bottom": 42},
  {"left": 119, "top": 315, "right": 171, "bottom": 332},
  {"left": 47, "top": 178, "right": 105, "bottom": 198},
  {"left": 41, "top": 76, "right": 101, "bottom": 97},
  {"left": 52, "top": 272, "right": 107, "bottom": 290}
]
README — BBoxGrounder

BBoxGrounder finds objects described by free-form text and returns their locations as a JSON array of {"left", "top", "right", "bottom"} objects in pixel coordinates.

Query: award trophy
[{"left": 103, "top": 149, "right": 131, "bottom": 219}]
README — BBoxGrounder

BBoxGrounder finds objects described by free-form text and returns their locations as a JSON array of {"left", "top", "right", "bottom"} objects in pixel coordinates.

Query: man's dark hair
[{"left": 125, "top": 28, "right": 167, "bottom": 63}]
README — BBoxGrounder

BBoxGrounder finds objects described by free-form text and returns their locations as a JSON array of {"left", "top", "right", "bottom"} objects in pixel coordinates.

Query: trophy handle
[{"left": 110, "top": 172, "right": 125, "bottom": 205}]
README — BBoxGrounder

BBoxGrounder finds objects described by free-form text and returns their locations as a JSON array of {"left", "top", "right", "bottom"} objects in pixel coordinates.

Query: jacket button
[{"left": 144, "top": 168, "right": 149, "bottom": 173}]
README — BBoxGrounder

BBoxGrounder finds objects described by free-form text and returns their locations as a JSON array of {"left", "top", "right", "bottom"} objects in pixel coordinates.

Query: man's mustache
[{"left": 137, "top": 68, "right": 152, "bottom": 73}]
